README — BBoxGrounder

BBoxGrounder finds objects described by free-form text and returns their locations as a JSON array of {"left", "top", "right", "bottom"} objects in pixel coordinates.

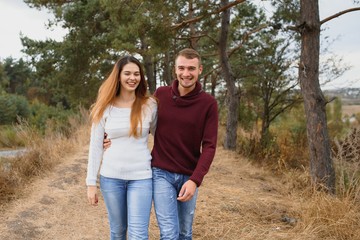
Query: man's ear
[
  {"left": 199, "top": 65, "right": 203, "bottom": 74},
  {"left": 172, "top": 66, "right": 176, "bottom": 79}
]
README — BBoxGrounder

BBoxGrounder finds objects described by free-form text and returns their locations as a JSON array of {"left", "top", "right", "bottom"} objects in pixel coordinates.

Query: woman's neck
[{"left": 113, "top": 93, "right": 136, "bottom": 108}]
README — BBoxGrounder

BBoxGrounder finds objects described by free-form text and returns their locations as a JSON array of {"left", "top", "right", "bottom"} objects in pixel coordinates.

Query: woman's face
[{"left": 120, "top": 62, "right": 141, "bottom": 93}]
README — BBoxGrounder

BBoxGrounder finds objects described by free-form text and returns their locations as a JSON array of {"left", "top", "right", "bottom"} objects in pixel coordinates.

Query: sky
[
  {"left": 318, "top": 0, "right": 360, "bottom": 89},
  {"left": 0, "top": 0, "right": 359, "bottom": 89},
  {"left": 0, "top": 0, "right": 67, "bottom": 58}
]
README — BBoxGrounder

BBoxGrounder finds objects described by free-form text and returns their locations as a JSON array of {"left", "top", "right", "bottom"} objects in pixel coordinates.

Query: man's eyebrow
[{"left": 177, "top": 65, "right": 196, "bottom": 68}]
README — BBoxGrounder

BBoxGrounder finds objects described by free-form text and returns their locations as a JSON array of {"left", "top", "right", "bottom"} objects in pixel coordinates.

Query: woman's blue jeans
[
  {"left": 100, "top": 175, "right": 152, "bottom": 240},
  {"left": 152, "top": 167, "right": 199, "bottom": 240}
]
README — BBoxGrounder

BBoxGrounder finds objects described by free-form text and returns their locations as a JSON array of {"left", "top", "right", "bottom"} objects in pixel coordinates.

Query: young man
[
  {"left": 104, "top": 48, "right": 218, "bottom": 239},
  {"left": 151, "top": 48, "right": 218, "bottom": 239}
]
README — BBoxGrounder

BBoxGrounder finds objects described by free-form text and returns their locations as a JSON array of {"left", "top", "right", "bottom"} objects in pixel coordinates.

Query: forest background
[{"left": 1, "top": 0, "right": 360, "bottom": 239}]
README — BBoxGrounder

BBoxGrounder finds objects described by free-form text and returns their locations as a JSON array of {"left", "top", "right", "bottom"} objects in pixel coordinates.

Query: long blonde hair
[{"left": 90, "top": 56, "right": 149, "bottom": 138}]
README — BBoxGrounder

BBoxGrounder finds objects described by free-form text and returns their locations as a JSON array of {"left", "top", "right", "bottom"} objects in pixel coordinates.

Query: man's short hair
[{"left": 176, "top": 48, "right": 202, "bottom": 66}]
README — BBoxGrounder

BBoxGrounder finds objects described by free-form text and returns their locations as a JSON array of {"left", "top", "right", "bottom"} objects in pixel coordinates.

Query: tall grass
[
  {"left": 273, "top": 126, "right": 360, "bottom": 239},
  {"left": 290, "top": 189, "right": 360, "bottom": 239},
  {"left": 218, "top": 104, "right": 360, "bottom": 238},
  {"left": 0, "top": 125, "right": 24, "bottom": 148},
  {"left": 0, "top": 107, "right": 90, "bottom": 204},
  {"left": 333, "top": 127, "right": 360, "bottom": 201}
]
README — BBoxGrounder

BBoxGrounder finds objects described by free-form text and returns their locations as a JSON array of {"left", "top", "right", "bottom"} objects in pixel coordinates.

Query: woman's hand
[{"left": 87, "top": 185, "right": 99, "bottom": 206}]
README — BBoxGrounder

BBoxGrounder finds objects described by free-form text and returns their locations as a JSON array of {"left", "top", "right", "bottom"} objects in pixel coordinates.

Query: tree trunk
[
  {"left": 260, "top": 102, "right": 271, "bottom": 146},
  {"left": 189, "top": 0, "right": 198, "bottom": 49},
  {"left": 210, "top": 73, "right": 217, "bottom": 97},
  {"left": 299, "top": 0, "right": 335, "bottom": 193},
  {"left": 143, "top": 54, "right": 156, "bottom": 93},
  {"left": 141, "top": 38, "right": 156, "bottom": 93},
  {"left": 162, "top": 51, "right": 172, "bottom": 86},
  {"left": 219, "top": 0, "right": 239, "bottom": 150}
]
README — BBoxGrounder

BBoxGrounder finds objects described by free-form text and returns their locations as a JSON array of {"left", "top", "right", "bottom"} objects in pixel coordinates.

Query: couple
[{"left": 86, "top": 48, "right": 218, "bottom": 240}]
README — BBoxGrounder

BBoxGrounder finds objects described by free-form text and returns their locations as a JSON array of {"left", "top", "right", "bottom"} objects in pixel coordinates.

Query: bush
[
  {"left": 28, "top": 100, "right": 75, "bottom": 136},
  {"left": 0, "top": 93, "right": 30, "bottom": 124},
  {"left": 0, "top": 95, "right": 17, "bottom": 124},
  {"left": 236, "top": 105, "right": 309, "bottom": 170}
]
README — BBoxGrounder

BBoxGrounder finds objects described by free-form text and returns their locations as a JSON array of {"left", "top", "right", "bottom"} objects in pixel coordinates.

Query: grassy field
[
  {"left": 0, "top": 125, "right": 360, "bottom": 239},
  {"left": 342, "top": 104, "right": 360, "bottom": 117},
  {"left": 0, "top": 105, "right": 360, "bottom": 239}
]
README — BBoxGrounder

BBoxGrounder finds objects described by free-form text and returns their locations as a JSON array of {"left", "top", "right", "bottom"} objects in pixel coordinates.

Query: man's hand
[
  {"left": 87, "top": 185, "right": 99, "bottom": 206},
  {"left": 177, "top": 180, "right": 197, "bottom": 202},
  {"left": 103, "top": 133, "right": 111, "bottom": 150}
]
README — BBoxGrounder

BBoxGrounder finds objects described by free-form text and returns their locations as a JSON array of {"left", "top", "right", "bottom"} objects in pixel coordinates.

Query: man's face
[{"left": 175, "top": 56, "right": 203, "bottom": 91}]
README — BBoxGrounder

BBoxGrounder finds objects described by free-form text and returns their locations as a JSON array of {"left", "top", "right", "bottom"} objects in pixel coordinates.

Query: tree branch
[
  {"left": 202, "top": 23, "right": 268, "bottom": 58},
  {"left": 176, "top": 34, "right": 207, "bottom": 40},
  {"left": 171, "top": 0, "right": 247, "bottom": 30},
  {"left": 286, "top": 7, "right": 360, "bottom": 32},
  {"left": 176, "top": 33, "right": 218, "bottom": 45},
  {"left": 320, "top": 7, "right": 360, "bottom": 25},
  {"left": 229, "top": 23, "right": 268, "bottom": 56}
]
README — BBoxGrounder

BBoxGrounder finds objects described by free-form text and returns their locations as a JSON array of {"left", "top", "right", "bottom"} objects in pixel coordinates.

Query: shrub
[
  {"left": 0, "top": 125, "right": 24, "bottom": 148},
  {"left": 0, "top": 95, "right": 17, "bottom": 124},
  {"left": 28, "top": 100, "right": 74, "bottom": 136},
  {"left": 238, "top": 105, "right": 309, "bottom": 170},
  {"left": 0, "top": 93, "right": 30, "bottom": 124}
]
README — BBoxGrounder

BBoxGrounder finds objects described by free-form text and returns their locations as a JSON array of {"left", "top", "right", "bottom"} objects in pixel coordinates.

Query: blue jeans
[
  {"left": 100, "top": 175, "right": 152, "bottom": 240},
  {"left": 152, "top": 167, "right": 199, "bottom": 240}
]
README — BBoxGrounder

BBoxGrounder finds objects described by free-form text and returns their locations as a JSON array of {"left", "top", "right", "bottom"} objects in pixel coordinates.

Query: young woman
[{"left": 86, "top": 56, "right": 157, "bottom": 240}]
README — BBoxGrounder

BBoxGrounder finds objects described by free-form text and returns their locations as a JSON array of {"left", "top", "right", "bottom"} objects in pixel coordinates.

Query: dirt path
[{"left": 0, "top": 146, "right": 299, "bottom": 240}]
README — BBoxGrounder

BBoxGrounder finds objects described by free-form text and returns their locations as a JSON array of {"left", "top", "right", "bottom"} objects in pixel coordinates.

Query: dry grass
[
  {"left": 0, "top": 109, "right": 90, "bottom": 205},
  {"left": 193, "top": 125, "right": 360, "bottom": 240},
  {"left": 0, "top": 125, "right": 24, "bottom": 148},
  {"left": 292, "top": 191, "right": 360, "bottom": 240},
  {"left": 333, "top": 127, "right": 360, "bottom": 200},
  {"left": 342, "top": 105, "right": 360, "bottom": 117},
  {"left": 1, "top": 138, "right": 360, "bottom": 239},
  {"left": 191, "top": 148, "right": 360, "bottom": 240},
  {"left": 1, "top": 120, "right": 360, "bottom": 239}
]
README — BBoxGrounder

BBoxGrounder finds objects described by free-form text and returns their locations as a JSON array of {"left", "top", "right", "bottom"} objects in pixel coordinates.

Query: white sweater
[{"left": 86, "top": 98, "right": 157, "bottom": 186}]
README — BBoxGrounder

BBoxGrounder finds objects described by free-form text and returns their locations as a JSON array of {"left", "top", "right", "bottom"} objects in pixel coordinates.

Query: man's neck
[{"left": 178, "top": 85, "right": 195, "bottom": 96}]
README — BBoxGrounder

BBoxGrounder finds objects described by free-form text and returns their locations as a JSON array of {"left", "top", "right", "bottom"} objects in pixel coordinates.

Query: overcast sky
[{"left": 0, "top": 0, "right": 359, "bottom": 89}]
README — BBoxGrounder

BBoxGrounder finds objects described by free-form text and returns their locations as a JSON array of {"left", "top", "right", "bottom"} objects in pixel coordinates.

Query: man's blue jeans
[
  {"left": 152, "top": 167, "right": 199, "bottom": 240},
  {"left": 100, "top": 175, "right": 152, "bottom": 240}
]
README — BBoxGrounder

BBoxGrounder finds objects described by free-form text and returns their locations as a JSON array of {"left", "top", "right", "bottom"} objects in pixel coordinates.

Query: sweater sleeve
[
  {"left": 189, "top": 100, "right": 218, "bottom": 186},
  {"left": 86, "top": 115, "right": 106, "bottom": 186}
]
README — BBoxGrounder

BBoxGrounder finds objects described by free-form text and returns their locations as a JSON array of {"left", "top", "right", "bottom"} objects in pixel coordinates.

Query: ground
[
  {"left": 2, "top": 104, "right": 360, "bottom": 239},
  {"left": 0, "top": 145, "right": 313, "bottom": 240}
]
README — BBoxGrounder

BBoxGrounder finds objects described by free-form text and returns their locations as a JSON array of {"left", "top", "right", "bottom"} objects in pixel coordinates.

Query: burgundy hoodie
[{"left": 151, "top": 80, "right": 218, "bottom": 186}]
